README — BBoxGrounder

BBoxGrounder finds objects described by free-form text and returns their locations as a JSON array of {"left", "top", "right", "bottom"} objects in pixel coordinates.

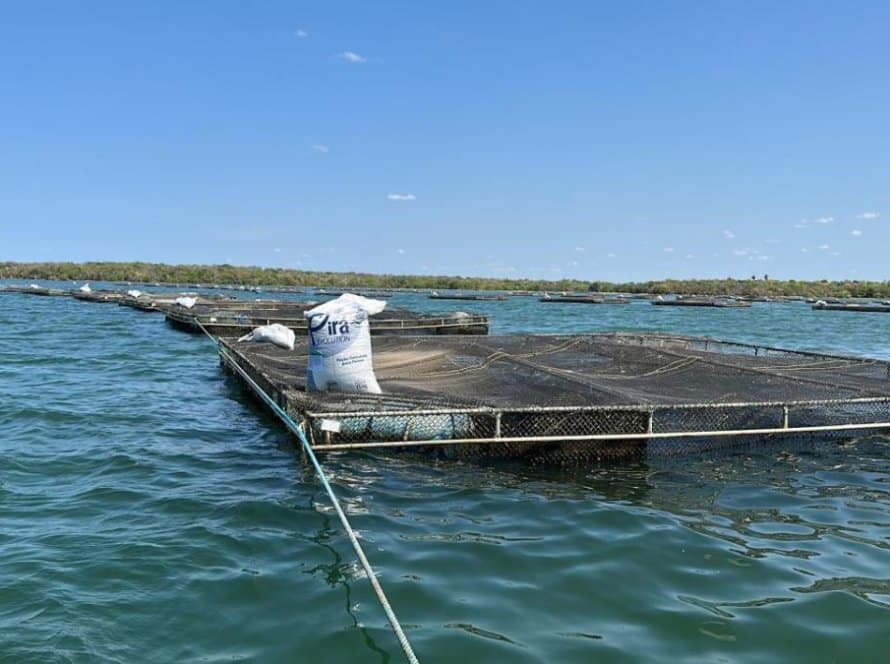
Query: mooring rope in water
[{"left": 193, "top": 319, "right": 420, "bottom": 664}]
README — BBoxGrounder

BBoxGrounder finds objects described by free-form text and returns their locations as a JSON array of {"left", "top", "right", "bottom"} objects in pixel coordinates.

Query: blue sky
[{"left": 1, "top": 1, "right": 888, "bottom": 282}]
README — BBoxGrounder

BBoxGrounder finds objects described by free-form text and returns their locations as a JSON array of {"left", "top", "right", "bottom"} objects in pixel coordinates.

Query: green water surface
[{"left": 0, "top": 284, "right": 887, "bottom": 662}]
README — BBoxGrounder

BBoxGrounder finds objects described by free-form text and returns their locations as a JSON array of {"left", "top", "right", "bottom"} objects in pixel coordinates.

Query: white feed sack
[
  {"left": 175, "top": 296, "right": 197, "bottom": 309},
  {"left": 237, "top": 323, "right": 296, "bottom": 351},
  {"left": 304, "top": 294, "right": 386, "bottom": 394}
]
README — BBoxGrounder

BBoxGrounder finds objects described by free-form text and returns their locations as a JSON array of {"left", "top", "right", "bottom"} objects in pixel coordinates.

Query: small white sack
[
  {"left": 304, "top": 294, "right": 386, "bottom": 394},
  {"left": 238, "top": 323, "right": 295, "bottom": 351},
  {"left": 175, "top": 296, "right": 197, "bottom": 309},
  {"left": 127, "top": 290, "right": 143, "bottom": 298},
  {"left": 80, "top": 283, "right": 92, "bottom": 293}
]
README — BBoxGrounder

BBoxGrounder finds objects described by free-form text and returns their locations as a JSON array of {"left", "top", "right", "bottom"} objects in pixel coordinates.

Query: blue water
[{"left": 1, "top": 282, "right": 888, "bottom": 662}]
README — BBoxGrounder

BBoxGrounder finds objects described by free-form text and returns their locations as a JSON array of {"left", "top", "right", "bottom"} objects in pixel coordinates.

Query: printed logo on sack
[{"left": 308, "top": 312, "right": 363, "bottom": 356}]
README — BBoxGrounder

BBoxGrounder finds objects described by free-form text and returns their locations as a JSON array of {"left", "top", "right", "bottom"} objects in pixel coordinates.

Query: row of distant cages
[{"left": 4, "top": 279, "right": 889, "bottom": 304}]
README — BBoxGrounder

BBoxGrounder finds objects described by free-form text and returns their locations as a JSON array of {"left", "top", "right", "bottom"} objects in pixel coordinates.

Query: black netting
[
  {"left": 218, "top": 333, "right": 890, "bottom": 464},
  {"left": 167, "top": 302, "right": 487, "bottom": 336},
  {"left": 788, "top": 400, "right": 890, "bottom": 427},
  {"left": 653, "top": 405, "right": 784, "bottom": 433}
]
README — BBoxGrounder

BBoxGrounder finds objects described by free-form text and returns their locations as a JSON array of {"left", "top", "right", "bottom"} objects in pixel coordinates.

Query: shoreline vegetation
[{"left": 2, "top": 261, "right": 890, "bottom": 299}]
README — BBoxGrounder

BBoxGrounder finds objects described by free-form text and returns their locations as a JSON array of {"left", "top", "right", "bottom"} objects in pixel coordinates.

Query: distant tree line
[
  {"left": 3, "top": 262, "right": 890, "bottom": 298},
  {"left": 0, "top": 261, "right": 590, "bottom": 292}
]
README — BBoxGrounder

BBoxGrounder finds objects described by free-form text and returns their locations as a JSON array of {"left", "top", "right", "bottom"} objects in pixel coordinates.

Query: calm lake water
[{"left": 1, "top": 282, "right": 888, "bottom": 662}]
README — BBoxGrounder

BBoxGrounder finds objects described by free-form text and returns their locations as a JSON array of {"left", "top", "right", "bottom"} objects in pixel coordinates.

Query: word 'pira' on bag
[{"left": 304, "top": 294, "right": 386, "bottom": 394}]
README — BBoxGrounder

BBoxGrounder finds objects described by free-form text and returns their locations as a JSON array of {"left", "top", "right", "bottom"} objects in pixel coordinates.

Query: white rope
[{"left": 197, "top": 320, "right": 420, "bottom": 663}]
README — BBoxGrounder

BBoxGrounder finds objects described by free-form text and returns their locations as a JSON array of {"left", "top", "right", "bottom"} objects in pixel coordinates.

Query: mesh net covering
[
  {"left": 218, "top": 333, "right": 890, "bottom": 464},
  {"left": 191, "top": 302, "right": 417, "bottom": 319},
  {"left": 168, "top": 302, "right": 487, "bottom": 334}
]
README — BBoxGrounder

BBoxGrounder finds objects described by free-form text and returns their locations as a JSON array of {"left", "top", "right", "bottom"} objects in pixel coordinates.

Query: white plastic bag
[
  {"left": 127, "top": 289, "right": 143, "bottom": 298},
  {"left": 80, "top": 283, "right": 92, "bottom": 293},
  {"left": 304, "top": 294, "right": 386, "bottom": 394},
  {"left": 238, "top": 323, "right": 296, "bottom": 351},
  {"left": 175, "top": 296, "right": 197, "bottom": 309}
]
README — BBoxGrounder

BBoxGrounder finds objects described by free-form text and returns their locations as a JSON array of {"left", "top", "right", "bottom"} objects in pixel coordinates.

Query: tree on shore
[{"left": 3, "top": 261, "right": 890, "bottom": 299}]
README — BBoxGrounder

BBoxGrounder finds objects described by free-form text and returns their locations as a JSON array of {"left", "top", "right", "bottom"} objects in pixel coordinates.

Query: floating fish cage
[
  {"left": 0, "top": 285, "right": 70, "bottom": 296},
  {"left": 118, "top": 294, "right": 242, "bottom": 313},
  {"left": 812, "top": 302, "right": 890, "bottom": 313},
  {"left": 313, "top": 289, "right": 393, "bottom": 298},
  {"left": 652, "top": 298, "right": 751, "bottom": 308},
  {"left": 428, "top": 293, "right": 507, "bottom": 301},
  {"left": 118, "top": 296, "right": 175, "bottom": 312},
  {"left": 217, "top": 332, "right": 890, "bottom": 464},
  {"left": 71, "top": 290, "right": 127, "bottom": 303},
  {"left": 540, "top": 295, "right": 630, "bottom": 304},
  {"left": 169, "top": 303, "right": 489, "bottom": 337}
]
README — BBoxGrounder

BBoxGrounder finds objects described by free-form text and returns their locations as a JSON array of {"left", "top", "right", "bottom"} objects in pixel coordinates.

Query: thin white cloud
[
  {"left": 311, "top": 144, "right": 329, "bottom": 153},
  {"left": 396, "top": 248, "right": 405, "bottom": 255},
  {"left": 857, "top": 211, "right": 880, "bottom": 220},
  {"left": 575, "top": 246, "right": 585, "bottom": 252},
  {"left": 793, "top": 222, "right": 808, "bottom": 229},
  {"left": 733, "top": 248, "right": 760, "bottom": 257},
  {"left": 339, "top": 51, "right": 366, "bottom": 63},
  {"left": 387, "top": 193, "right": 416, "bottom": 201},
  {"left": 607, "top": 253, "right": 616, "bottom": 259},
  {"left": 273, "top": 247, "right": 281, "bottom": 253},
  {"left": 801, "top": 248, "right": 808, "bottom": 253},
  {"left": 723, "top": 230, "right": 735, "bottom": 239},
  {"left": 685, "top": 254, "right": 694, "bottom": 259},
  {"left": 817, "top": 244, "right": 830, "bottom": 250},
  {"left": 663, "top": 247, "right": 675, "bottom": 253},
  {"left": 295, "top": 29, "right": 309, "bottom": 38},
  {"left": 814, "top": 216, "right": 834, "bottom": 224},
  {"left": 851, "top": 229, "right": 863, "bottom": 237},
  {"left": 831, "top": 251, "right": 841, "bottom": 256}
]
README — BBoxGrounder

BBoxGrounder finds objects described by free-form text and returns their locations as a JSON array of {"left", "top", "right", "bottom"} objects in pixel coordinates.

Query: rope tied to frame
[{"left": 194, "top": 318, "right": 420, "bottom": 664}]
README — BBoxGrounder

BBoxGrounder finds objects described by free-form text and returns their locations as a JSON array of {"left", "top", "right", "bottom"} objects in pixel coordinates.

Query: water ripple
[{"left": 0, "top": 284, "right": 888, "bottom": 662}]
